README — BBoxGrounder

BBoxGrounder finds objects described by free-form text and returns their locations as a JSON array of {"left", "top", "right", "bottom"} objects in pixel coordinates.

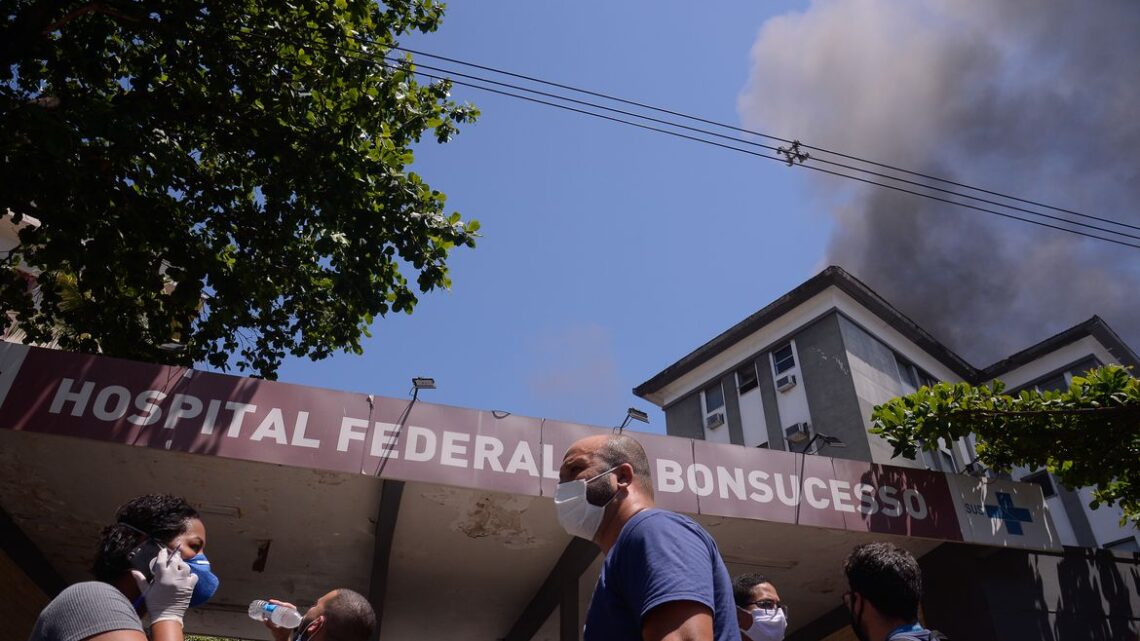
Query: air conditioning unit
[
  {"left": 776, "top": 374, "right": 797, "bottom": 392},
  {"left": 784, "top": 422, "right": 810, "bottom": 444},
  {"left": 705, "top": 412, "right": 725, "bottom": 429}
]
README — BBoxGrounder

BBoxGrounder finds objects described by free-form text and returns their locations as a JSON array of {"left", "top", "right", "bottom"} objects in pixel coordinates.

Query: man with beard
[
  {"left": 556, "top": 433, "right": 737, "bottom": 641},
  {"left": 262, "top": 589, "right": 375, "bottom": 641},
  {"left": 842, "top": 543, "right": 946, "bottom": 641}
]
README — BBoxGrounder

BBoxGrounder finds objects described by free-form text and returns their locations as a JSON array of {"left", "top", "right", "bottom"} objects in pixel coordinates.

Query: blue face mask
[{"left": 185, "top": 553, "right": 219, "bottom": 607}]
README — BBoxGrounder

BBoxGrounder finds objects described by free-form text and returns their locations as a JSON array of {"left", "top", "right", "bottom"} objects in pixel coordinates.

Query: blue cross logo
[{"left": 985, "top": 492, "right": 1033, "bottom": 535}]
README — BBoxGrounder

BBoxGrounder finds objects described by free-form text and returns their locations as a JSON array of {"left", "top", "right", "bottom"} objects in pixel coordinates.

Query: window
[
  {"left": 1034, "top": 373, "right": 1068, "bottom": 393},
  {"left": 772, "top": 344, "right": 795, "bottom": 375},
  {"left": 938, "top": 450, "right": 957, "bottom": 474},
  {"left": 897, "top": 355, "right": 919, "bottom": 389},
  {"left": 702, "top": 382, "right": 725, "bottom": 429},
  {"left": 1019, "top": 356, "right": 1104, "bottom": 394},
  {"left": 736, "top": 363, "right": 759, "bottom": 395},
  {"left": 1104, "top": 536, "right": 1139, "bottom": 553},
  {"left": 1020, "top": 470, "right": 1056, "bottom": 499},
  {"left": 896, "top": 353, "right": 937, "bottom": 390}
]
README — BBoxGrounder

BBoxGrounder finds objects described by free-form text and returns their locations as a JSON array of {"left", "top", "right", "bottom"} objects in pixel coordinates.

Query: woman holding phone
[{"left": 28, "top": 494, "right": 219, "bottom": 641}]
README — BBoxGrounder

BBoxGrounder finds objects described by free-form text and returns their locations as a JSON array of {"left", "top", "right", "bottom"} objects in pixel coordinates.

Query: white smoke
[{"left": 739, "top": 0, "right": 1140, "bottom": 364}]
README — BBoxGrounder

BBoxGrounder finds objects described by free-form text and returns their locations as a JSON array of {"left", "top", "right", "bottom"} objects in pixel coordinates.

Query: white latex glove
[{"left": 131, "top": 546, "right": 198, "bottom": 627}]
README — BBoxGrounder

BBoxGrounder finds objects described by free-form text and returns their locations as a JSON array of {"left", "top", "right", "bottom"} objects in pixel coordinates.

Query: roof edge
[
  {"left": 633, "top": 266, "right": 978, "bottom": 399},
  {"left": 981, "top": 315, "right": 1140, "bottom": 380}
]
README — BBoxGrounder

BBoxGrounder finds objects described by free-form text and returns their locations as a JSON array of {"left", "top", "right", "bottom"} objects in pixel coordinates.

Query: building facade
[{"left": 635, "top": 266, "right": 1140, "bottom": 639}]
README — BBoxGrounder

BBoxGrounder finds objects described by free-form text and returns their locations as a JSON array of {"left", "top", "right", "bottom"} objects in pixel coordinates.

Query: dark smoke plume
[{"left": 739, "top": 0, "right": 1140, "bottom": 365}]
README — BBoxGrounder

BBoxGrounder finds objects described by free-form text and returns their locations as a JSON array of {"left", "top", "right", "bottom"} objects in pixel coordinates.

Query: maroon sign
[{"left": 0, "top": 343, "right": 964, "bottom": 541}]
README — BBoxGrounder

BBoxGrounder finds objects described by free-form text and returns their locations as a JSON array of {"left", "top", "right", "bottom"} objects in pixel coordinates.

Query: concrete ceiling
[{"left": 1, "top": 429, "right": 944, "bottom": 640}]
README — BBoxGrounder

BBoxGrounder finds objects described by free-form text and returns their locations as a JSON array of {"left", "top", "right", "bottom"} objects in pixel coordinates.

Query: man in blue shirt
[
  {"left": 556, "top": 434, "right": 737, "bottom": 641},
  {"left": 842, "top": 542, "right": 946, "bottom": 641}
]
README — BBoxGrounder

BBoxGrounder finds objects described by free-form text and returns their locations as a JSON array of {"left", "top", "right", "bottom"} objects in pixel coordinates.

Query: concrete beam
[
  {"left": 502, "top": 538, "right": 598, "bottom": 641},
  {"left": 368, "top": 480, "right": 405, "bottom": 641},
  {"left": 0, "top": 504, "right": 65, "bottom": 597}
]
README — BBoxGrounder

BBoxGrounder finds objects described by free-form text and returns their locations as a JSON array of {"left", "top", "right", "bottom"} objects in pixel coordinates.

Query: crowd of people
[
  {"left": 27, "top": 494, "right": 375, "bottom": 641},
  {"left": 29, "top": 433, "right": 942, "bottom": 641}
]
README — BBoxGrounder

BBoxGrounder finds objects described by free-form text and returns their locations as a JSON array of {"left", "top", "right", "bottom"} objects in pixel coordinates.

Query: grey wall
[
  {"left": 721, "top": 371, "right": 745, "bottom": 445},
  {"left": 755, "top": 354, "right": 785, "bottom": 450},
  {"left": 921, "top": 543, "right": 1140, "bottom": 641},
  {"left": 662, "top": 368, "right": 752, "bottom": 446},
  {"left": 796, "top": 314, "right": 870, "bottom": 462},
  {"left": 663, "top": 393, "right": 704, "bottom": 440}
]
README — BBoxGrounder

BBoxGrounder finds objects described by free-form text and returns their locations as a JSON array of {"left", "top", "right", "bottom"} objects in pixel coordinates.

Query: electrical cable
[
  {"left": 387, "top": 54, "right": 1140, "bottom": 243},
  {"left": 237, "top": 29, "right": 1140, "bottom": 250},
  {"left": 389, "top": 43, "right": 1140, "bottom": 234}
]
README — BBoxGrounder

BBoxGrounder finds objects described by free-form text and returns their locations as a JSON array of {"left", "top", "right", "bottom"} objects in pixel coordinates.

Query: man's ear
[
  {"left": 307, "top": 614, "right": 326, "bottom": 637},
  {"left": 616, "top": 463, "right": 635, "bottom": 488}
]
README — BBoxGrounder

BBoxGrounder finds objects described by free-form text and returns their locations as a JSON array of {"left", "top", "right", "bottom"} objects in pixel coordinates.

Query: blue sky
[{"left": 276, "top": 2, "right": 829, "bottom": 433}]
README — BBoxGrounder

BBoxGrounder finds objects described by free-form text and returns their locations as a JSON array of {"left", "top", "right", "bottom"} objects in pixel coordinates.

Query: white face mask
[
  {"left": 554, "top": 467, "right": 618, "bottom": 541},
  {"left": 741, "top": 607, "right": 787, "bottom": 641}
]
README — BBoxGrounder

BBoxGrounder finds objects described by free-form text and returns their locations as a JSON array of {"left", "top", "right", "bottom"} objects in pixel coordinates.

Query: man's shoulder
[
  {"left": 620, "top": 509, "right": 710, "bottom": 547},
  {"left": 627, "top": 509, "right": 700, "bottom": 532}
]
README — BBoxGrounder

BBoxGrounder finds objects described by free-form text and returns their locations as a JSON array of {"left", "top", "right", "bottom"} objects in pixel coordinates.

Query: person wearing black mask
[
  {"left": 261, "top": 589, "right": 375, "bottom": 641},
  {"left": 841, "top": 542, "right": 946, "bottom": 641},
  {"left": 28, "top": 494, "right": 219, "bottom": 641}
]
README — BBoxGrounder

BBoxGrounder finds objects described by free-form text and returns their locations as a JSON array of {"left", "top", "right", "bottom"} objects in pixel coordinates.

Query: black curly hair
[
  {"left": 92, "top": 494, "right": 200, "bottom": 583},
  {"left": 843, "top": 542, "right": 922, "bottom": 622},
  {"left": 732, "top": 573, "right": 772, "bottom": 608}
]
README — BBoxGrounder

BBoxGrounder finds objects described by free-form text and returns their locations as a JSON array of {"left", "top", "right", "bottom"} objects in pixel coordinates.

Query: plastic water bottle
[{"left": 248, "top": 600, "right": 304, "bottom": 628}]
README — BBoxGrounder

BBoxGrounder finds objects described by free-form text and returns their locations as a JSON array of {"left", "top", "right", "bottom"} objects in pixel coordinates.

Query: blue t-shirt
[{"left": 584, "top": 509, "right": 736, "bottom": 641}]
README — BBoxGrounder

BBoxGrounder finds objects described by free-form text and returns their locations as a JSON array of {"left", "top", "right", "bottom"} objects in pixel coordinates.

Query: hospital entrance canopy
[{"left": 0, "top": 343, "right": 1060, "bottom": 639}]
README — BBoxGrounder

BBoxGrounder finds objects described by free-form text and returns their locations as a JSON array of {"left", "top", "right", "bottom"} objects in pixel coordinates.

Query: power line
[
  {"left": 389, "top": 54, "right": 1140, "bottom": 244},
  {"left": 390, "top": 43, "right": 1140, "bottom": 234},
  {"left": 238, "top": 30, "right": 1140, "bottom": 250}
]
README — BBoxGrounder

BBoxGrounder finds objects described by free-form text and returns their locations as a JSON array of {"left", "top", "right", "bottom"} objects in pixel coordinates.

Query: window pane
[
  {"left": 938, "top": 450, "right": 956, "bottom": 473},
  {"left": 1035, "top": 374, "right": 1068, "bottom": 393},
  {"left": 736, "top": 363, "right": 758, "bottom": 394},
  {"left": 1021, "top": 471, "right": 1056, "bottom": 499},
  {"left": 896, "top": 354, "right": 918, "bottom": 388},
  {"left": 1067, "top": 356, "right": 1102, "bottom": 379},
  {"left": 704, "top": 383, "right": 724, "bottom": 412},
  {"left": 773, "top": 344, "right": 795, "bottom": 374}
]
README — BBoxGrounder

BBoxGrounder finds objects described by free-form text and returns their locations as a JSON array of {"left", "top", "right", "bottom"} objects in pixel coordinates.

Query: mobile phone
[{"left": 127, "top": 538, "right": 164, "bottom": 582}]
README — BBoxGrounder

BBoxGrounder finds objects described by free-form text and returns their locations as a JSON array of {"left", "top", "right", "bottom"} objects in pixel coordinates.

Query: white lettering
[
  {"left": 878, "top": 485, "right": 902, "bottom": 517},
  {"left": 440, "top": 431, "right": 470, "bottom": 468},
  {"left": 369, "top": 422, "right": 400, "bottom": 458},
  {"left": 542, "top": 444, "right": 560, "bottom": 479},
  {"left": 688, "top": 463, "right": 714, "bottom": 497},
  {"left": 404, "top": 426, "right": 437, "bottom": 462},
  {"left": 473, "top": 435, "right": 505, "bottom": 472},
  {"left": 49, "top": 379, "right": 95, "bottom": 416},
  {"left": 505, "top": 441, "right": 539, "bottom": 476},
  {"left": 163, "top": 393, "right": 201, "bottom": 429},
  {"left": 129, "top": 390, "right": 167, "bottom": 426},
  {"left": 774, "top": 473, "right": 799, "bottom": 506},
  {"left": 224, "top": 402, "right": 257, "bottom": 438},
  {"left": 200, "top": 400, "right": 222, "bottom": 435},
  {"left": 656, "top": 459, "right": 684, "bottom": 493},
  {"left": 717, "top": 466, "right": 747, "bottom": 500},
  {"left": 93, "top": 385, "right": 131, "bottom": 421},
  {"left": 290, "top": 411, "right": 320, "bottom": 448},
  {"left": 902, "top": 489, "right": 928, "bottom": 520},
  {"left": 830, "top": 480, "right": 856, "bottom": 513},
  {"left": 250, "top": 408, "right": 288, "bottom": 445},
  {"left": 337, "top": 417, "right": 368, "bottom": 452},
  {"left": 803, "top": 477, "right": 830, "bottom": 509},
  {"left": 748, "top": 470, "right": 774, "bottom": 503},
  {"left": 854, "top": 483, "right": 879, "bottom": 515}
]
